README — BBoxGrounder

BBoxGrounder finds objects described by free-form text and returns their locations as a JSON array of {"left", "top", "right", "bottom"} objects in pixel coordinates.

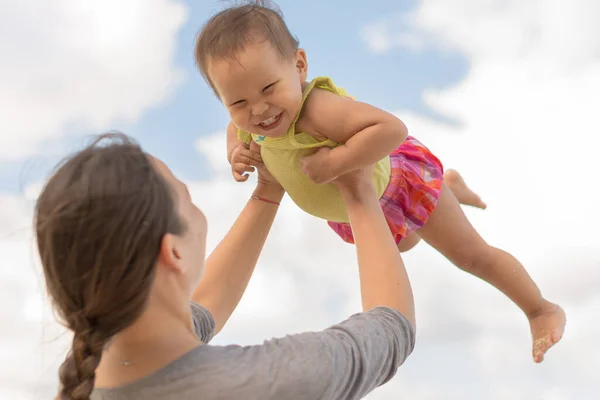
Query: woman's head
[
  {"left": 194, "top": 0, "right": 307, "bottom": 138},
  {"left": 36, "top": 133, "right": 206, "bottom": 399}
]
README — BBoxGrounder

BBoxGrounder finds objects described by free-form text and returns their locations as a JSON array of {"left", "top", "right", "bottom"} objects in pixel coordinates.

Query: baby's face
[{"left": 208, "top": 40, "right": 307, "bottom": 138}]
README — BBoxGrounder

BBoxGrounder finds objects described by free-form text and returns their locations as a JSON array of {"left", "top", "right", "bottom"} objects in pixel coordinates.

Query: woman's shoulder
[{"left": 191, "top": 302, "right": 216, "bottom": 344}]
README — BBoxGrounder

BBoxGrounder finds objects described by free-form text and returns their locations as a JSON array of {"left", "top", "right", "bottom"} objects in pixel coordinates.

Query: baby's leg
[
  {"left": 443, "top": 169, "right": 487, "bottom": 209},
  {"left": 397, "top": 170, "right": 484, "bottom": 253},
  {"left": 397, "top": 233, "right": 422, "bottom": 252},
  {"left": 417, "top": 184, "right": 566, "bottom": 363}
]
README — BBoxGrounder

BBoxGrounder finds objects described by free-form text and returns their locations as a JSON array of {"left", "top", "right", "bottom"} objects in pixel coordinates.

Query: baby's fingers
[
  {"left": 237, "top": 148, "right": 263, "bottom": 165},
  {"left": 232, "top": 171, "right": 249, "bottom": 182},
  {"left": 234, "top": 155, "right": 262, "bottom": 167},
  {"left": 232, "top": 163, "right": 255, "bottom": 182},
  {"left": 234, "top": 163, "right": 255, "bottom": 174}
]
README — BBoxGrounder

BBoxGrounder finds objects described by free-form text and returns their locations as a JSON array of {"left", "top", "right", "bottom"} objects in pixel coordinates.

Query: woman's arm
[
  {"left": 339, "top": 170, "right": 415, "bottom": 324},
  {"left": 191, "top": 180, "right": 284, "bottom": 335},
  {"left": 254, "top": 165, "right": 415, "bottom": 399},
  {"left": 191, "top": 165, "right": 416, "bottom": 398},
  {"left": 212, "top": 307, "right": 415, "bottom": 399}
]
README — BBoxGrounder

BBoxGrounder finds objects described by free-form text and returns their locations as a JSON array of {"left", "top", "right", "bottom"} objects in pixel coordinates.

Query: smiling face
[{"left": 208, "top": 39, "right": 308, "bottom": 138}]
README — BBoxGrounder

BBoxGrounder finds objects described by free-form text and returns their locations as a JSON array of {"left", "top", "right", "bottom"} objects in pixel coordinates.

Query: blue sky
[{"left": 0, "top": 0, "right": 467, "bottom": 192}]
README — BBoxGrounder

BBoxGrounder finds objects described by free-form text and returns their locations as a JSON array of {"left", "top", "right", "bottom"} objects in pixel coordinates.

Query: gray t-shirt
[{"left": 92, "top": 302, "right": 415, "bottom": 400}]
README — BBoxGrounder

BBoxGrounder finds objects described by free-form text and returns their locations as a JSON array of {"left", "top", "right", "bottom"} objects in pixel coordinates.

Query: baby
[{"left": 194, "top": 0, "right": 565, "bottom": 363}]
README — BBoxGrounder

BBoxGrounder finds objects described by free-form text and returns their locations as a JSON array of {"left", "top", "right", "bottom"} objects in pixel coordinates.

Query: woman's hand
[
  {"left": 330, "top": 162, "right": 376, "bottom": 202},
  {"left": 300, "top": 147, "right": 338, "bottom": 185},
  {"left": 250, "top": 141, "right": 282, "bottom": 190}
]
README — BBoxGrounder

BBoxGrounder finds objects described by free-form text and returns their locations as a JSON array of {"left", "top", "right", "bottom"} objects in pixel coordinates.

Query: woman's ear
[{"left": 158, "top": 233, "right": 183, "bottom": 272}]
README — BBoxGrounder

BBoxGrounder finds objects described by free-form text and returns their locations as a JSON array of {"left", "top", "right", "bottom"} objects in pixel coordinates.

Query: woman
[{"left": 36, "top": 133, "right": 416, "bottom": 400}]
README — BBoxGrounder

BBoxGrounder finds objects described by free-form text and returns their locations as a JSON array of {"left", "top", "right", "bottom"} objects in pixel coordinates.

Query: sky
[{"left": 0, "top": 0, "right": 599, "bottom": 399}]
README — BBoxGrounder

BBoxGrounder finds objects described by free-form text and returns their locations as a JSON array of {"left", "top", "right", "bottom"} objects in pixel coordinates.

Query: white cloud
[
  {"left": 3, "top": 0, "right": 600, "bottom": 399},
  {"left": 0, "top": 229, "right": 69, "bottom": 398},
  {"left": 360, "top": 17, "right": 426, "bottom": 53},
  {"left": 0, "top": 0, "right": 189, "bottom": 396},
  {"left": 0, "top": 0, "right": 188, "bottom": 161},
  {"left": 0, "top": 194, "right": 32, "bottom": 240},
  {"left": 0, "top": 185, "right": 70, "bottom": 398}
]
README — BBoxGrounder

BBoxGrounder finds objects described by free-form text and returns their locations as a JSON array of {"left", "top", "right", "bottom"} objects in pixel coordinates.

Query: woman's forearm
[
  {"left": 341, "top": 183, "right": 416, "bottom": 327},
  {"left": 192, "top": 183, "right": 284, "bottom": 334}
]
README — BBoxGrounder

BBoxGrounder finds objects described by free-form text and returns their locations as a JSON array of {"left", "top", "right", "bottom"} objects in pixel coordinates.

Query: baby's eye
[
  {"left": 230, "top": 100, "right": 247, "bottom": 108},
  {"left": 262, "top": 82, "right": 277, "bottom": 93}
]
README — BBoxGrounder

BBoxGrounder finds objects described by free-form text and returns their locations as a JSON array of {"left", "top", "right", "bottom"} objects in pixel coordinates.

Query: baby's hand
[
  {"left": 301, "top": 147, "right": 337, "bottom": 185},
  {"left": 230, "top": 142, "right": 263, "bottom": 182}
]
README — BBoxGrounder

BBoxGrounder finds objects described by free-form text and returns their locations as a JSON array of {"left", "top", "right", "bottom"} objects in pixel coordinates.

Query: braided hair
[{"left": 36, "top": 133, "right": 185, "bottom": 399}]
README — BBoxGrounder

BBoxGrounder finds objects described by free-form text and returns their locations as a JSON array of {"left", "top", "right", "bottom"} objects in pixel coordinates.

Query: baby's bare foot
[
  {"left": 443, "top": 169, "right": 487, "bottom": 209},
  {"left": 529, "top": 302, "right": 566, "bottom": 363}
]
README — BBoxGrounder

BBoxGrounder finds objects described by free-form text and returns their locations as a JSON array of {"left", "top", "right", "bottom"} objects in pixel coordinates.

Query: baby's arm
[{"left": 302, "top": 89, "right": 408, "bottom": 179}]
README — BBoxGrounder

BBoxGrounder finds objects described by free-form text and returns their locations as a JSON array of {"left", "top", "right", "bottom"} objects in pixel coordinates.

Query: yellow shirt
[{"left": 238, "top": 76, "right": 391, "bottom": 223}]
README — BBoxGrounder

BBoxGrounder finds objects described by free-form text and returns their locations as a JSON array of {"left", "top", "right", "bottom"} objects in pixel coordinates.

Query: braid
[
  {"left": 35, "top": 133, "right": 186, "bottom": 399},
  {"left": 58, "top": 327, "right": 106, "bottom": 400}
]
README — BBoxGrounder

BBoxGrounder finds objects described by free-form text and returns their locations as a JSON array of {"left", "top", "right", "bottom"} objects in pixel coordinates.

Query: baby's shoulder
[
  {"left": 295, "top": 88, "right": 327, "bottom": 141},
  {"left": 297, "top": 88, "right": 339, "bottom": 133},
  {"left": 296, "top": 85, "right": 354, "bottom": 139}
]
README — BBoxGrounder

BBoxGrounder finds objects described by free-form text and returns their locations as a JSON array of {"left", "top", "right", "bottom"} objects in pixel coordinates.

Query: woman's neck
[{"left": 94, "top": 302, "right": 201, "bottom": 388}]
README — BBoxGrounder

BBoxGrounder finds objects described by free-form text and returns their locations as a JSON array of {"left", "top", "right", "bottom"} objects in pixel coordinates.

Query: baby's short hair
[{"left": 194, "top": 0, "right": 299, "bottom": 95}]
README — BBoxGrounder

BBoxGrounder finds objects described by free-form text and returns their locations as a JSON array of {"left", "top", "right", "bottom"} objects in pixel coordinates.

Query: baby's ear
[{"left": 296, "top": 48, "right": 308, "bottom": 74}]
